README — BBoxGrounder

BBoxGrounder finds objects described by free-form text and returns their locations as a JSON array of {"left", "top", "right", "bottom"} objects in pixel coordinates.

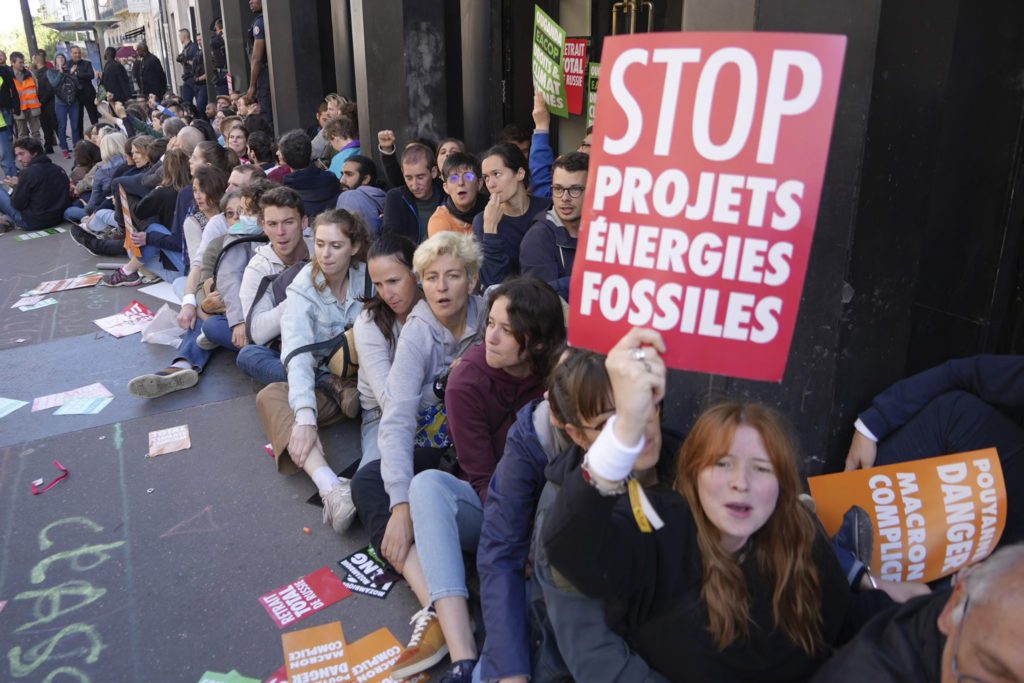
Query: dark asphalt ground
[{"left": 0, "top": 152, "right": 434, "bottom": 682}]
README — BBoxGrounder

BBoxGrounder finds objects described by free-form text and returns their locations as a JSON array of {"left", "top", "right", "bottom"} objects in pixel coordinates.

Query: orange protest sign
[
  {"left": 282, "top": 621, "right": 349, "bottom": 683},
  {"left": 808, "top": 449, "right": 1006, "bottom": 583},
  {"left": 120, "top": 185, "right": 142, "bottom": 258},
  {"left": 342, "top": 628, "right": 403, "bottom": 683}
]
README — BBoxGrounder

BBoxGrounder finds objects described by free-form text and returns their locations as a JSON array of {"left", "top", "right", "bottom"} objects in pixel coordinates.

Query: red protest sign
[
  {"left": 259, "top": 566, "right": 351, "bottom": 628},
  {"left": 568, "top": 33, "right": 846, "bottom": 381},
  {"left": 564, "top": 38, "right": 589, "bottom": 116}
]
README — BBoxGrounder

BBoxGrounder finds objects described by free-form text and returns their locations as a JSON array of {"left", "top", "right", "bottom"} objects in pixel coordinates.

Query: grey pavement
[{"left": 0, "top": 152, "right": 434, "bottom": 682}]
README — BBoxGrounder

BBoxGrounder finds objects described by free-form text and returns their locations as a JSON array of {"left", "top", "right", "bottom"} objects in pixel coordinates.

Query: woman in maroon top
[{"left": 388, "top": 278, "right": 566, "bottom": 682}]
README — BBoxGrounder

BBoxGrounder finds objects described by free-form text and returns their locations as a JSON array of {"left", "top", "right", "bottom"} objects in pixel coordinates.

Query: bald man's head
[
  {"left": 937, "top": 545, "right": 1024, "bottom": 683},
  {"left": 176, "top": 127, "right": 205, "bottom": 157}
]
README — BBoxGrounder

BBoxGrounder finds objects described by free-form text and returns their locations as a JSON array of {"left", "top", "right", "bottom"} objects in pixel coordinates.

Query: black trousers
[
  {"left": 350, "top": 447, "right": 444, "bottom": 559},
  {"left": 76, "top": 91, "right": 99, "bottom": 134},
  {"left": 39, "top": 101, "right": 57, "bottom": 150},
  {"left": 876, "top": 390, "right": 1024, "bottom": 544}
]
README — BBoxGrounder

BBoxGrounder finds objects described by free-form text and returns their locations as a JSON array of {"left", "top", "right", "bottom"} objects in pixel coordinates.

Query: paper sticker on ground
[
  {"left": 17, "top": 297, "right": 58, "bottom": 312},
  {"left": 0, "top": 398, "right": 28, "bottom": 419},
  {"left": 338, "top": 547, "right": 395, "bottom": 600},
  {"left": 260, "top": 566, "right": 351, "bottom": 628},
  {"left": 281, "top": 621, "right": 348, "bottom": 682},
  {"left": 12, "top": 294, "right": 45, "bottom": 308},
  {"left": 148, "top": 425, "right": 192, "bottom": 457},
  {"left": 344, "top": 628, "right": 404, "bottom": 682},
  {"left": 23, "top": 272, "right": 103, "bottom": 295},
  {"left": 13, "top": 226, "right": 66, "bottom": 241},
  {"left": 94, "top": 300, "right": 156, "bottom": 337},
  {"left": 32, "top": 382, "right": 113, "bottom": 412},
  {"left": 808, "top": 449, "right": 1006, "bottom": 583},
  {"left": 54, "top": 396, "right": 114, "bottom": 415}
]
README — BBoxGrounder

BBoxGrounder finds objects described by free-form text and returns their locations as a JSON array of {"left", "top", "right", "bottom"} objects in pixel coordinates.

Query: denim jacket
[{"left": 279, "top": 261, "right": 370, "bottom": 417}]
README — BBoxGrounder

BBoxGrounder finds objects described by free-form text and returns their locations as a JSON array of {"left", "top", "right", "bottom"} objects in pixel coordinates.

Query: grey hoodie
[
  {"left": 336, "top": 185, "right": 387, "bottom": 237},
  {"left": 378, "top": 295, "right": 484, "bottom": 508}
]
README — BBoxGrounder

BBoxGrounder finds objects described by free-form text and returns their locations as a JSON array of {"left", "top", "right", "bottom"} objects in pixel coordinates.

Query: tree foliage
[{"left": 1, "top": 8, "right": 66, "bottom": 59}]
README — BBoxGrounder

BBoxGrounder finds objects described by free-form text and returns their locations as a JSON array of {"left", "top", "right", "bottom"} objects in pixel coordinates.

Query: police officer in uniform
[
  {"left": 209, "top": 18, "right": 228, "bottom": 96},
  {"left": 244, "top": 0, "right": 272, "bottom": 129}
]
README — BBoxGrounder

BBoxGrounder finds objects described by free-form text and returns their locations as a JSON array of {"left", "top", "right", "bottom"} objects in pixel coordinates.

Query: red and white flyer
[{"left": 259, "top": 566, "right": 352, "bottom": 628}]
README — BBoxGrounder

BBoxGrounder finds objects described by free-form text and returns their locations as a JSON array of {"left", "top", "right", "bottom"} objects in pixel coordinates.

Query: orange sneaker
[{"left": 390, "top": 606, "right": 448, "bottom": 680}]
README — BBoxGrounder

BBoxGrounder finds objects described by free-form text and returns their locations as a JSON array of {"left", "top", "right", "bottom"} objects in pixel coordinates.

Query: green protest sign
[
  {"left": 533, "top": 5, "right": 568, "bottom": 118},
  {"left": 586, "top": 61, "right": 600, "bottom": 129}
]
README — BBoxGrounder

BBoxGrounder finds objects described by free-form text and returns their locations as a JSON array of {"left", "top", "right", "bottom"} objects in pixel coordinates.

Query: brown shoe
[{"left": 390, "top": 607, "right": 448, "bottom": 680}]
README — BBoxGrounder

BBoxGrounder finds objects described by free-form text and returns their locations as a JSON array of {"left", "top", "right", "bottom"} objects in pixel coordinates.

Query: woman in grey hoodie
[{"left": 350, "top": 232, "right": 485, "bottom": 583}]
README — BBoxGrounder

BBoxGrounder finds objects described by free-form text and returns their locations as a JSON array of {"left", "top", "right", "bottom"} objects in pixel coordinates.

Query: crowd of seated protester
[{"left": 8, "top": 70, "right": 1020, "bottom": 683}]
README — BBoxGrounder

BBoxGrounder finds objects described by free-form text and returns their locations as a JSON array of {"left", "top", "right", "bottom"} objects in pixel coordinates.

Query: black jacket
[
  {"left": 282, "top": 166, "right": 340, "bottom": 220},
  {"left": 520, "top": 209, "right": 577, "bottom": 300},
  {"left": 379, "top": 180, "right": 443, "bottom": 244},
  {"left": 11, "top": 154, "right": 71, "bottom": 230},
  {"left": 101, "top": 60, "right": 132, "bottom": 103},
  {"left": 543, "top": 459, "right": 892, "bottom": 682},
  {"left": 0, "top": 65, "right": 20, "bottom": 111},
  {"left": 69, "top": 57, "right": 96, "bottom": 99},
  {"left": 810, "top": 590, "right": 948, "bottom": 682},
  {"left": 33, "top": 66, "right": 54, "bottom": 105},
  {"left": 135, "top": 53, "right": 167, "bottom": 99}
]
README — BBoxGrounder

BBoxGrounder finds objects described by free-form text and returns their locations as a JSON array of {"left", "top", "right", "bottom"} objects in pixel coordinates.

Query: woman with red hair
[{"left": 542, "top": 328, "right": 893, "bottom": 681}]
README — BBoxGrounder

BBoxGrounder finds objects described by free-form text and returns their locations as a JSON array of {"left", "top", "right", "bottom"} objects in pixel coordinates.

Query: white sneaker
[{"left": 320, "top": 478, "right": 357, "bottom": 534}]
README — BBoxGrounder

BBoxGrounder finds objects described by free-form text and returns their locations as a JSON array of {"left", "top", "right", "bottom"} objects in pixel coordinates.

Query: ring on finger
[{"left": 632, "top": 348, "right": 647, "bottom": 362}]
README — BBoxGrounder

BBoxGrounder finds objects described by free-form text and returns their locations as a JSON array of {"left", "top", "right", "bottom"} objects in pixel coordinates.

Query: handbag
[{"left": 283, "top": 326, "right": 360, "bottom": 380}]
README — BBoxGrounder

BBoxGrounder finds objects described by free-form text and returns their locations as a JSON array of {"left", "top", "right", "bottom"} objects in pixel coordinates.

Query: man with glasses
[
  {"left": 520, "top": 151, "right": 589, "bottom": 299},
  {"left": 811, "top": 543, "right": 1024, "bottom": 682},
  {"left": 428, "top": 151, "right": 486, "bottom": 237}
]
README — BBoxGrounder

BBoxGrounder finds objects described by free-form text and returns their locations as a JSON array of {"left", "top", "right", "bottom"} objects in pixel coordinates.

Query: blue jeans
[
  {"left": 55, "top": 100, "right": 81, "bottom": 152},
  {"left": 359, "top": 408, "right": 382, "bottom": 469},
  {"left": 0, "top": 187, "right": 27, "bottom": 227},
  {"left": 0, "top": 109, "right": 15, "bottom": 176},
  {"left": 174, "top": 314, "right": 240, "bottom": 371},
  {"left": 140, "top": 223, "right": 185, "bottom": 278},
  {"left": 87, "top": 208, "right": 117, "bottom": 234},
  {"left": 236, "top": 344, "right": 287, "bottom": 385},
  {"left": 64, "top": 205, "right": 88, "bottom": 223},
  {"left": 408, "top": 469, "right": 483, "bottom": 603}
]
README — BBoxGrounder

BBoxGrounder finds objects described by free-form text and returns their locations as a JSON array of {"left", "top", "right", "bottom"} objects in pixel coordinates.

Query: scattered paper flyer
[
  {"left": 94, "top": 300, "right": 156, "bottom": 338},
  {"left": 13, "top": 226, "right": 66, "bottom": 241},
  {"left": 139, "top": 281, "right": 182, "bottom": 305},
  {"left": 343, "top": 628, "right": 405, "bottom": 682},
  {"left": 54, "top": 396, "right": 114, "bottom": 415},
  {"left": 12, "top": 295, "right": 45, "bottom": 308},
  {"left": 197, "top": 670, "right": 260, "bottom": 683},
  {"left": 281, "top": 622, "right": 348, "bottom": 682},
  {"left": 18, "top": 297, "right": 58, "bottom": 312},
  {"left": 148, "top": 425, "right": 191, "bottom": 457},
  {"left": 0, "top": 397, "right": 28, "bottom": 419},
  {"left": 32, "top": 383, "right": 113, "bottom": 412},
  {"left": 259, "top": 566, "right": 351, "bottom": 628},
  {"left": 23, "top": 272, "right": 103, "bottom": 296},
  {"left": 338, "top": 547, "right": 395, "bottom": 600}
]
